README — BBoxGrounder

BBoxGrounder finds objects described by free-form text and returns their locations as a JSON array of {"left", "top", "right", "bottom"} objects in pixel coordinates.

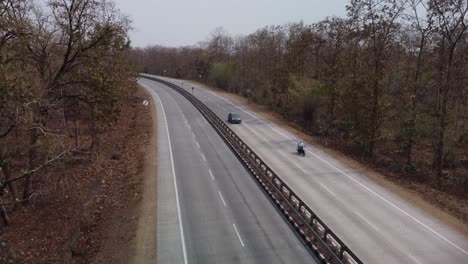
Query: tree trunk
[
  {"left": 406, "top": 36, "right": 425, "bottom": 167},
  {"left": 368, "top": 59, "right": 381, "bottom": 157},
  {"left": 329, "top": 85, "right": 336, "bottom": 123},
  {"left": 1, "top": 160, "right": 18, "bottom": 204},
  {"left": 22, "top": 127, "right": 38, "bottom": 204},
  {"left": 89, "top": 103, "right": 99, "bottom": 151},
  {"left": 435, "top": 91, "right": 448, "bottom": 188},
  {"left": 351, "top": 47, "right": 359, "bottom": 132},
  {"left": 74, "top": 118, "right": 78, "bottom": 149},
  {"left": 0, "top": 204, "right": 10, "bottom": 225},
  {"left": 434, "top": 42, "right": 456, "bottom": 188}
]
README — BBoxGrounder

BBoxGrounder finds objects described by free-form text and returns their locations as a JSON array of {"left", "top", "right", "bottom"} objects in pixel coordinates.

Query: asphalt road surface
[
  {"left": 145, "top": 74, "right": 468, "bottom": 264},
  {"left": 139, "top": 79, "right": 315, "bottom": 264}
]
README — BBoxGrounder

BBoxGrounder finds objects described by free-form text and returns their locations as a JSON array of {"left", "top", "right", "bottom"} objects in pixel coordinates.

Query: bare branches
[
  {"left": 0, "top": 0, "right": 134, "bottom": 222},
  {"left": 0, "top": 192, "right": 38, "bottom": 206},
  {"left": 0, "top": 148, "right": 70, "bottom": 190},
  {"left": 133, "top": 0, "right": 468, "bottom": 190}
]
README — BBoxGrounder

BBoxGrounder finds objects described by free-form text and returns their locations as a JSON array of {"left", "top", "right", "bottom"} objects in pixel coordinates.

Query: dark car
[{"left": 228, "top": 112, "right": 241, "bottom": 124}]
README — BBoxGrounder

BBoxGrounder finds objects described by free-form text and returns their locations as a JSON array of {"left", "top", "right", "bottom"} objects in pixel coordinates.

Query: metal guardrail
[{"left": 141, "top": 75, "right": 363, "bottom": 264}]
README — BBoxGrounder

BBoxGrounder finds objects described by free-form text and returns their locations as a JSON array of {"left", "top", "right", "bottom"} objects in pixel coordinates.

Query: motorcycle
[{"left": 297, "top": 145, "right": 305, "bottom": 156}]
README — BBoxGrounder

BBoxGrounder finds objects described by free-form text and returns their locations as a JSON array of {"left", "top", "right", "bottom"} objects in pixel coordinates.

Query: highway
[
  {"left": 139, "top": 78, "right": 315, "bottom": 264},
  {"left": 147, "top": 74, "right": 468, "bottom": 264}
]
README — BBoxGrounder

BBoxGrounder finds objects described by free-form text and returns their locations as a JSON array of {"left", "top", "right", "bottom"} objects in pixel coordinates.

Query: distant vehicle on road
[
  {"left": 228, "top": 112, "right": 241, "bottom": 124},
  {"left": 297, "top": 140, "right": 305, "bottom": 156}
]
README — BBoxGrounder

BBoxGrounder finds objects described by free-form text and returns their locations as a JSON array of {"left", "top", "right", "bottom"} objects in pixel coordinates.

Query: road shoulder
[
  {"left": 139, "top": 80, "right": 185, "bottom": 264},
  {"left": 130, "top": 85, "right": 158, "bottom": 263},
  {"left": 189, "top": 79, "right": 468, "bottom": 235}
]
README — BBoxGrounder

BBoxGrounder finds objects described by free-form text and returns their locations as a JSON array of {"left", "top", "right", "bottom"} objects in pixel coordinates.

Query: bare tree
[
  {"left": 130, "top": 0, "right": 468, "bottom": 194},
  {"left": 0, "top": 0, "right": 134, "bottom": 219},
  {"left": 400, "top": 0, "right": 434, "bottom": 168},
  {"left": 428, "top": 0, "right": 467, "bottom": 186},
  {"left": 347, "top": 0, "right": 408, "bottom": 157}
]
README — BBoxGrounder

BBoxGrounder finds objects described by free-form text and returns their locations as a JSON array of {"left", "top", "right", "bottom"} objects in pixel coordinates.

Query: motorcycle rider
[
  {"left": 299, "top": 140, "right": 306, "bottom": 156},
  {"left": 297, "top": 140, "right": 305, "bottom": 156},
  {"left": 297, "top": 140, "right": 305, "bottom": 150}
]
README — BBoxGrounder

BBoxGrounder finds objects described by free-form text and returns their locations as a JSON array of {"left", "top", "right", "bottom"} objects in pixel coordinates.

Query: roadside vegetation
[
  {"left": 131, "top": 0, "right": 468, "bottom": 204},
  {"left": 1, "top": 0, "right": 143, "bottom": 260}
]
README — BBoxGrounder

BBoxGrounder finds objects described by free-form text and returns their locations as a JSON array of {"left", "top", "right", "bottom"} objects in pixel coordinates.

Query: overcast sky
[{"left": 113, "top": 0, "right": 350, "bottom": 48}]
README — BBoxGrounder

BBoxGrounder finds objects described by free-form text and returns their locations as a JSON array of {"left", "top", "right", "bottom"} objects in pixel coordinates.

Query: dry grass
[{"left": 0, "top": 87, "right": 152, "bottom": 264}]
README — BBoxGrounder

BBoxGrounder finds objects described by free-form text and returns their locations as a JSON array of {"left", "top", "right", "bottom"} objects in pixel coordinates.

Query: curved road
[
  {"left": 139, "top": 79, "right": 315, "bottom": 264},
  {"left": 145, "top": 74, "right": 468, "bottom": 264}
]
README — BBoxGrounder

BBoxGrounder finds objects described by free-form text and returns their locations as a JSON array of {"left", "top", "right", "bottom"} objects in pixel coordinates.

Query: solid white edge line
[
  {"left": 251, "top": 126, "right": 339, "bottom": 199},
  {"left": 209, "top": 169, "right": 215, "bottom": 180},
  {"left": 309, "top": 149, "right": 468, "bottom": 255},
  {"left": 151, "top": 87, "right": 189, "bottom": 264},
  {"left": 409, "top": 255, "right": 423, "bottom": 264},
  {"left": 232, "top": 224, "right": 245, "bottom": 247},
  {"left": 146, "top": 76, "right": 467, "bottom": 255},
  {"left": 218, "top": 191, "right": 227, "bottom": 207},
  {"left": 196, "top": 84, "right": 468, "bottom": 255}
]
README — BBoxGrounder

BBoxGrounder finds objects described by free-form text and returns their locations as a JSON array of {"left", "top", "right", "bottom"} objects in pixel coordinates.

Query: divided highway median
[{"left": 141, "top": 75, "right": 363, "bottom": 264}]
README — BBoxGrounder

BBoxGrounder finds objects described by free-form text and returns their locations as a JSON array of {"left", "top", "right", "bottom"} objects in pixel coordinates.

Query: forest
[
  {"left": 0, "top": 0, "right": 135, "bottom": 225},
  {"left": 131, "top": 0, "right": 468, "bottom": 197}
]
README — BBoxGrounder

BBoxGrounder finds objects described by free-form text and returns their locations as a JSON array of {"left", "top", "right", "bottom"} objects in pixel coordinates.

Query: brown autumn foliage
[
  {"left": 0, "top": 0, "right": 136, "bottom": 226},
  {"left": 131, "top": 0, "right": 468, "bottom": 198},
  {"left": 0, "top": 88, "right": 151, "bottom": 263}
]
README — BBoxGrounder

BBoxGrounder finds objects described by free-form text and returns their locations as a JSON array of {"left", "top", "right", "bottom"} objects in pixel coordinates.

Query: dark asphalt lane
[
  {"left": 140, "top": 79, "right": 315, "bottom": 264},
  {"left": 148, "top": 75, "right": 468, "bottom": 264}
]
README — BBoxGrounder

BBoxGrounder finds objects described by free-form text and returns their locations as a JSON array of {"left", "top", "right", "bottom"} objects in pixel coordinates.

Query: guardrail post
[{"left": 141, "top": 75, "right": 364, "bottom": 264}]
